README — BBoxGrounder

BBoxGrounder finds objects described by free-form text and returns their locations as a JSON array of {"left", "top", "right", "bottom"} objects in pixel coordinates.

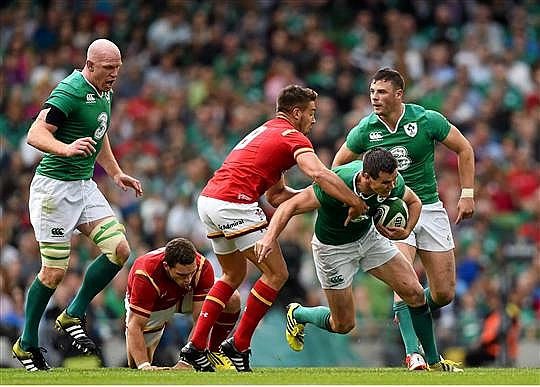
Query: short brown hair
[
  {"left": 363, "top": 147, "right": 398, "bottom": 179},
  {"left": 371, "top": 68, "right": 405, "bottom": 91},
  {"left": 164, "top": 238, "right": 197, "bottom": 266},
  {"left": 276, "top": 85, "right": 318, "bottom": 113}
]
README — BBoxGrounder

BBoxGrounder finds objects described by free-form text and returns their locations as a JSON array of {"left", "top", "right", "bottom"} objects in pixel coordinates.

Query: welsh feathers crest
[{"left": 404, "top": 122, "right": 417, "bottom": 137}]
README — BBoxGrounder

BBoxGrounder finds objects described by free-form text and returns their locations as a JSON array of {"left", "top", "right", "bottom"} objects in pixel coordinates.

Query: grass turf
[{"left": 0, "top": 367, "right": 539, "bottom": 385}]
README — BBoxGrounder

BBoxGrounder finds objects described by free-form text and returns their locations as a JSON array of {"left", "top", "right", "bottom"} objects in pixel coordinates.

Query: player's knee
[
  {"left": 38, "top": 266, "right": 66, "bottom": 288},
  {"left": 332, "top": 318, "right": 355, "bottom": 334},
  {"left": 39, "top": 242, "right": 70, "bottom": 286},
  {"left": 224, "top": 290, "right": 241, "bottom": 313},
  {"left": 431, "top": 288, "right": 454, "bottom": 307},
  {"left": 114, "top": 239, "right": 131, "bottom": 265},
  {"left": 400, "top": 286, "right": 425, "bottom": 308},
  {"left": 90, "top": 218, "right": 129, "bottom": 266}
]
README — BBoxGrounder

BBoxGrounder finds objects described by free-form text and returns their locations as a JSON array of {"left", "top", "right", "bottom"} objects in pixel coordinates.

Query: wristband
[
  {"left": 460, "top": 188, "right": 474, "bottom": 198},
  {"left": 138, "top": 362, "right": 151, "bottom": 370}
]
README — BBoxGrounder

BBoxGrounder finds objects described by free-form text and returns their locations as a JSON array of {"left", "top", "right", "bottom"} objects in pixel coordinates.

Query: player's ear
[
  {"left": 292, "top": 106, "right": 302, "bottom": 120},
  {"left": 87, "top": 60, "right": 94, "bottom": 71}
]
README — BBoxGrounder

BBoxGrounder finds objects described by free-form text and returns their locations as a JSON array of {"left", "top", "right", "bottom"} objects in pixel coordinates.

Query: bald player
[{"left": 12, "top": 39, "right": 143, "bottom": 371}]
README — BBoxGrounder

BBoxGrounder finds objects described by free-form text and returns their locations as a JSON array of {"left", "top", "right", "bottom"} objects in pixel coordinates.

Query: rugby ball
[{"left": 374, "top": 197, "right": 408, "bottom": 228}]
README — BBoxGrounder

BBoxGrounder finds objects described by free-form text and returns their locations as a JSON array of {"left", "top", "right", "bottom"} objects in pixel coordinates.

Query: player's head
[
  {"left": 276, "top": 85, "right": 318, "bottom": 135},
  {"left": 369, "top": 68, "right": 404, "bottom": 117},
  {"left": 163, "top": 238, "right": 198, "bottom": 288},
  {"left": 362, "top": 147, "right": 398, "bottom": 197},
  {"left": 84, "top": 39, "right": 122, "bottom": 93}
]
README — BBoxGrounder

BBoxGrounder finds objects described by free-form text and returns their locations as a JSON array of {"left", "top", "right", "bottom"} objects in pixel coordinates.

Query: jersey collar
[
  {"left": 77, "top": 70, "right": 106, "bottom": 99},
  {"left": 375, "top": 103, "right": 406, "bottom": 134}
]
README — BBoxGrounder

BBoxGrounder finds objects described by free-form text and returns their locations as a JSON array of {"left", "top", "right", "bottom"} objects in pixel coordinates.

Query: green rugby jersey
[
  {"left": 345, "top": 104, "right": 451, "bottom": 204},
  {"left": 313, "top": 160, "right": 405, "bottom": 245},
  {"left": 36, "top": 70, "right": 112, "bottom": 180}
]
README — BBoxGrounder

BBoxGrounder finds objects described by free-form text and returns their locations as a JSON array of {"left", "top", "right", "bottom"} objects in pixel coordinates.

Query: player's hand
[
  {"left": 455, "top": 197, "right": 474, "bottom": 224},
  {"left": 172, "top": 360, "right": 193, "bottom": 370},
  {"left": 65, "top": 137, "right": 97, "bottom": 157},
  {"left": 139, "top": 364, "right": 170, "bottom": 371},
  {"left": 254, "top": 237, "right": 273, "bottom": 263},
  {"left": 114, "top": 173, "right": 143, "bottom": 197},
  {"left": 376, "top": 224, "right": 410, "bottom": 240},
  {"left": 344, "top": 198, "right": 368, "bottom": 226}
]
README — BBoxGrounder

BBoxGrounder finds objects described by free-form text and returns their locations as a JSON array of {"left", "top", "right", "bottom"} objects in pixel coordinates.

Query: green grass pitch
[{"left": 1, "top": 367, "right": 539, "bottom": 385}]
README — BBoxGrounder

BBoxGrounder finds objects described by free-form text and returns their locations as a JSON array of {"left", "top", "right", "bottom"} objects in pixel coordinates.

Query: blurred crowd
[{"left": 1, "top": 0, "right": 539, "bottom": 368}]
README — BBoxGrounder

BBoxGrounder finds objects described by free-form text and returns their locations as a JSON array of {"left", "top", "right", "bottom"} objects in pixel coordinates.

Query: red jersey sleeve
[
  {"left": 280, "top": 129, "right": 314, "bottom": 161},
  {"left": 128, "top": 270, "right": 160, "bottom": 318},
  {"left": 192, "top": 255, "right": 215, "bottom": 302}
]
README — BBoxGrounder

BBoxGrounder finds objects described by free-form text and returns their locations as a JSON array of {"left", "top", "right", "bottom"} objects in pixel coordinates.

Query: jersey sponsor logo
[
  {"left": 86, "top": 94, "right": 96, "bottom": 103},
  {"left": 218, "top": 219, "right": 245, "bottom": 230},
  {"left": 329, "top": 274, "right": 344, "bottom": 285},
  {"left": 404, "top": 122, "right": 418, "bottom": 137},
  {"left": 51, "top": 227, "right": 65, "bottom": 237},
  {"left": 390, "top": 146, "right": 412, "bottom": 170},
  {"left": 369, "top": 131, "right": 383, "bottom": 141},
  {"left": 237, "top": 193, "right": 252, "bottom": 201},
  {"left": 350, "top": 215, "right": 369, "bottom": 223},
  {"left": 94, "top": 112, "right": 108, "bottom": 139}
]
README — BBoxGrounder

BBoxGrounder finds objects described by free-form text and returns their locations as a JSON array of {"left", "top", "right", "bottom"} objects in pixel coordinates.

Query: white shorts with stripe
[
  {"left": 312, "top": 225, "right": 399, "bottom": 290},
  {"left": 400, "top": 201, "right": 455, "bottom": 252},
  {"left": 29, "top": 174, "right": 114, "bottom": 243},
  {"left": 124, "top": 293, "right": 194, "bottom": 347},
  {"left": 197, "top": 195, "right": 268, "bottom": 254}
]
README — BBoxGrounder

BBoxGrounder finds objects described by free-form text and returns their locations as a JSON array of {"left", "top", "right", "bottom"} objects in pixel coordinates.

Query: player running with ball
[{"left": 255, "top": 148, "right": 462, "bottom": 372}]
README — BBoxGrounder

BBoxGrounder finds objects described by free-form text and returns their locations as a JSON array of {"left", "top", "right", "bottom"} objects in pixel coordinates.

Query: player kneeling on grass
[
  {"left": 255, "top": 148, "right": 463, "bottom": 372},
  {"left": 125, "top": 238, "right": 240, "bottom": 371}
]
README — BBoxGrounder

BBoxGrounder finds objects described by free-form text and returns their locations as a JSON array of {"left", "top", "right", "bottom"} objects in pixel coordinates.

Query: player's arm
[
  {"left": 255, "top": 186, "right": 320, "bottom": 262},
  {"left": 125, "top": 310, "right": 152, "bottom": 370},
  {"left": 265, "top": 175, "right": 303, "bottom": 207},
  {"left": 296, "top": 151, "right": 367, "bottom": 223},
  {"left": 27, "top": 106, "right": 96, "bottom": 157},
  {"left": 332, "top": 142, "right": 361, "bottom": 168},
  {"left": 441, "top": 125, "right": 475, "bottom": 224},
  {"left": 97, "top": 134, "right": 143, "bottom": 196}
]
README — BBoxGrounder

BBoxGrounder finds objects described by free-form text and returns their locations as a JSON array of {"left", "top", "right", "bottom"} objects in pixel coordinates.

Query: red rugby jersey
[
  {"left": 126, "top": 248, "right": 214, "bottom": 318},
  {"left": 200, "top": 117, "right": 314, "bottom": 203}
]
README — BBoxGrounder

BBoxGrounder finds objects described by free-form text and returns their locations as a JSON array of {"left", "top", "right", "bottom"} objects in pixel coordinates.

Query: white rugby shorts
[
  {"left": 29, "top": 175, "right": 115, "bottom": 243},
  {"left": 197, "top": 195, "right": 268, "bottom": 254},
  {"left": 311, "top": 225, "right": 398, "bottom": 290},
  {"left": 399, "top": 201, "right": 455, "bottom": 252}
]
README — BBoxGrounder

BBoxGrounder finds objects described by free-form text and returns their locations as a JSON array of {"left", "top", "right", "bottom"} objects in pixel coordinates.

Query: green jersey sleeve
[
  {"left": 345, "top": 116, "right": 370, "bottom": 154},
  {"left": 425, "top": 110, "right": 451, "bottom": 142},
  {"left": 47, "top": 88, "right": 80, "bottom": 117}
]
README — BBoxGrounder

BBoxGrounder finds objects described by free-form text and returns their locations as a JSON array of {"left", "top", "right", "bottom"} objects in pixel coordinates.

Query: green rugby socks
[
  {"left": 21, "top": 278, "right": 55, "bottom": 350},
  {"left": 67, "top": 254, "right": 122, "bottom": 318}
]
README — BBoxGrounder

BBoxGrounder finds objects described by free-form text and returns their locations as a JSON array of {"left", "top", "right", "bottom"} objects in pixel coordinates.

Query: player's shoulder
[
  {"left": 406, "top": 103, "right": 446, "bottom": 121},
  {"left": 53, "top": 70, "right": 88, "bottom": 97},
  {"left": 353, "top": 112, "right": 378, "bottom": 132}
]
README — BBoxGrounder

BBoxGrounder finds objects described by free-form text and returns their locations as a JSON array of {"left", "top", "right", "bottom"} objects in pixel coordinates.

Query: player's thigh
[
  {"left": 395, "top": 241, "right": 417, "bottom": 264},
  {"left": 324, "top": 287, "right": 355, "bottom": 327},
  {"left": 29, "top": 175, "right": 82, "bottom": 242},
  {"left": 368, "top": 252, "right": 423, "bottom": 304},
  {"left": 418, "top": 249, "right": 456, "bottom": 293},
  {"left": 311, "top": 235, "right": 360, "bottom": 290}
]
